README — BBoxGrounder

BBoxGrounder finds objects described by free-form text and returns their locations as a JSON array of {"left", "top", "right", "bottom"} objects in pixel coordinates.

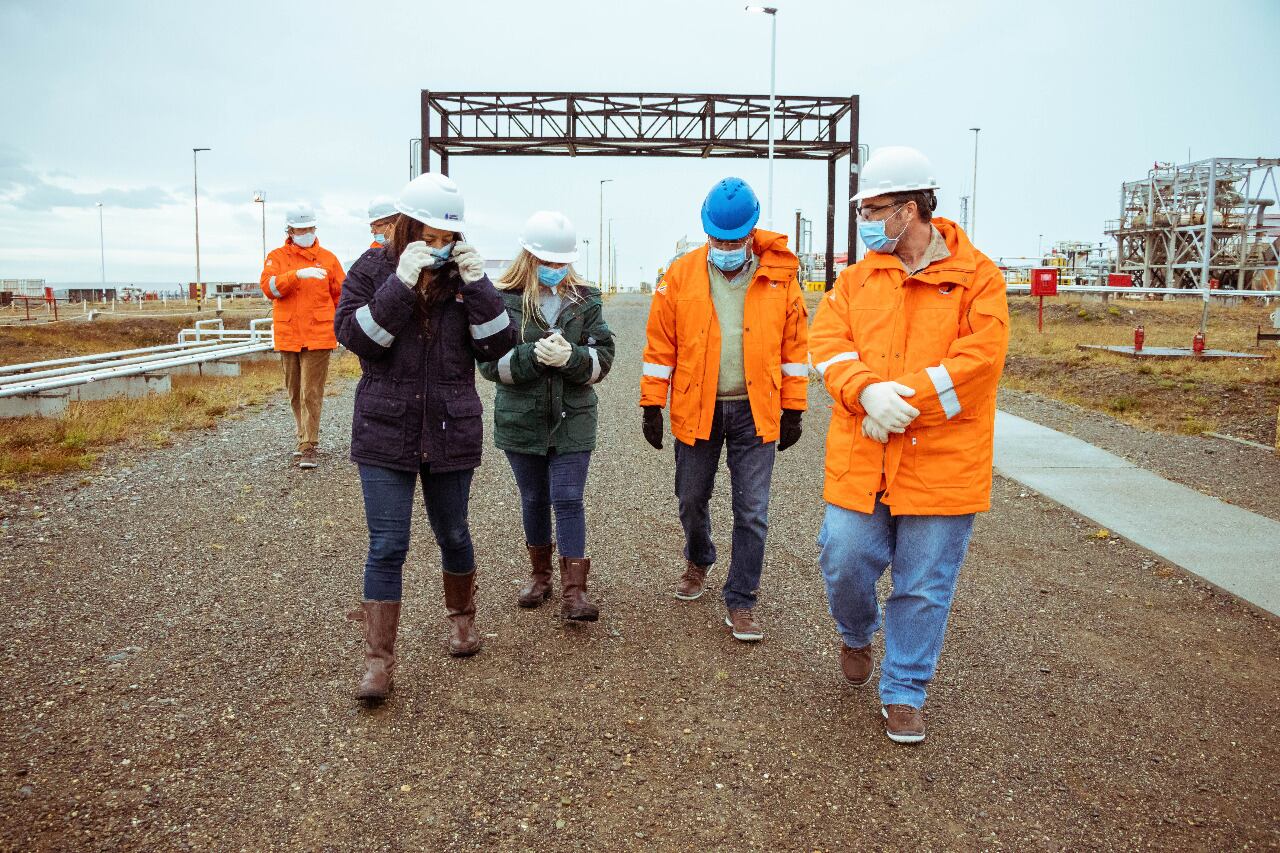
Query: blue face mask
[
  {"left": 424, "top": 241, "right": 454, "bottom": 268},
  {"left": 857, "top": 205, "right": 908, "bottom": 253},
  {"left": 372, "top": 233, "right": 387, "bottom": 246},
  {"left": 537, "top": 264, "right": 569, "bottom": 287},
  {"left": 709, "top": 244, "right": 749, "bottom": 271}
]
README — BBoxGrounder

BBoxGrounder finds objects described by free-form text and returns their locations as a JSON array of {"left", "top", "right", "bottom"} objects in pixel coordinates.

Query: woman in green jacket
[{"left": 479, "top": 211, "right": 615, "bottom": 621}]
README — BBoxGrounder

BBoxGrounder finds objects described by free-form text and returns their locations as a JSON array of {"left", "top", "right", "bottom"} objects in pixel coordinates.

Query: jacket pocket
[
  {"left": 824, "top": 413, "right": 858, "bottom": 481},
  {"left": 495, "top": 391, "right": 542, "bottom": 448},
  {"left": 444, "top": 395, "right": 484, "bottom": 460},
  {"left": 352, "top": 394, "right": 407, "bottom": 461}
]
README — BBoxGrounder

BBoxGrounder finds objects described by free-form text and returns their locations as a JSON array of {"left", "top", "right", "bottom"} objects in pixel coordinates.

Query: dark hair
[
  {"left": 386, "top": 214, "right": 464, "bottom": 321},
  {"left": 881, "top": 190, "right": 937, "bottom": 223}
]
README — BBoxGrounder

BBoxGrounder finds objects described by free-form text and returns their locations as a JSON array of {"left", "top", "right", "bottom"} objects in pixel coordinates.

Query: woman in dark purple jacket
[{"left": 335, "top": 173, "right": 517, "bottom": 703}]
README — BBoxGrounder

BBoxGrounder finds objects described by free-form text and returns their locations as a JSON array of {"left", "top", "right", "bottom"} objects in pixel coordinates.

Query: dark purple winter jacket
[{"left": 334, "top": 247, "right": 518, "bottom": 473}]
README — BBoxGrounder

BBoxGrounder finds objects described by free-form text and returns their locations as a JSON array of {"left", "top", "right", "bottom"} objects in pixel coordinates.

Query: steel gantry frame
[{"left": 411, "top": 91, "right": 860, "bottom": 289}]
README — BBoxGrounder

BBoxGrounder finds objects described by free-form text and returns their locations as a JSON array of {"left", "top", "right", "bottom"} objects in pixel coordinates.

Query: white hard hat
[
  {"left": 367, "top": 197, "right": 398, "bottom": 224},
  {"left": 519, "top": 210, "right": 579, "bottom": 263},
  {"left": 395, "top": 173, "right": 465, "bottom": 231},
  {"left": 852, "top": 146, "right": 940, "bottom": 202},
  {"left": 285, "top": 206, "right": 318, "bottom": 229}
]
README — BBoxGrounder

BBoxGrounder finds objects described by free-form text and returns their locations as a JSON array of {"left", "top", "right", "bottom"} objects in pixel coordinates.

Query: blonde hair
[{"left": 497, "top": 249, "right": 588, "bottom": 334}]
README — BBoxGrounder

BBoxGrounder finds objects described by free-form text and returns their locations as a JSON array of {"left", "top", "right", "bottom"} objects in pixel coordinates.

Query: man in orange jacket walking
[
  {"left": 809, "top": 147, "right": 1009, "bottom": 744},
  {"left": 259, "top": 206, "right": 345, "bottom": 469},
  {"left": 641, "top": 178, "right": 809, "bottom": 642}
]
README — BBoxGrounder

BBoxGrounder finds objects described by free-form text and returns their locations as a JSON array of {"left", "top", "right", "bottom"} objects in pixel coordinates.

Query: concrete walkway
[{"left": 993, "top": 411, "right": 1280, "bottom": 616}]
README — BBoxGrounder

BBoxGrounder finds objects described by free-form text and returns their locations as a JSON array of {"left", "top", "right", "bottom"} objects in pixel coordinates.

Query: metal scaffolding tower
[
  {"left": 411, "top": 91, "right": 860, "bottom": 289},
  {"left": 1105, "top": 157, "right": 1280, "bottom": 290}
]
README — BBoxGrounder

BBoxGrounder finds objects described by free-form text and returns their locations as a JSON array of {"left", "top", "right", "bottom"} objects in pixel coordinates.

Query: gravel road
[{"left": 1, "top": 293, "right": 1277, "bottom": 851}]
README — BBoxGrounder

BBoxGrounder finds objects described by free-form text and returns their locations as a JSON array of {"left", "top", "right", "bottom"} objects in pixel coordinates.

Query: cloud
[{"left": 0, "top": 146, "right": 179, "bottom": 211}]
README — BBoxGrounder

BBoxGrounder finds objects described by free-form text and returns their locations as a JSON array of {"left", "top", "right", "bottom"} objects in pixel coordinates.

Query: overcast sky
[{"left": 1, "top": 0, "right": 1277, "bottom": 285}]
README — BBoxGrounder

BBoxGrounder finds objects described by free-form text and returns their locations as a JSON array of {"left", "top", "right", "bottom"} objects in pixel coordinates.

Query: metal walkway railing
[{"left": 0, "top": 318, "right": 274, "bottom": 399}]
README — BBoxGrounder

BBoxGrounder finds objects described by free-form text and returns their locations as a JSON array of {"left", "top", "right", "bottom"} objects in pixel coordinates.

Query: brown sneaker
[
  {"left": 298, "top": 447, "right": 318, "bottom": 469},
  {"left": 882, "top": 704, "right": 926, "bottom": 744},
  {"left": 724, "top": 608, "right": 764, "bottom": 642},
  {"left": 675, "top": 561, "right": 711, "bottom": 601},
  {"left": 840, "top": 642, "right": 874, "bottom": 686}
]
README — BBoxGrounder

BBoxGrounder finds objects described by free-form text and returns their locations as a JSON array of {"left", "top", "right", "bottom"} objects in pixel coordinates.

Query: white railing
[
  {"left": 0, "top": 318, "right": 274, "bottom": 399},
  {"left": 1007, "top": 285, "right": 1280, "bottom": 298}
]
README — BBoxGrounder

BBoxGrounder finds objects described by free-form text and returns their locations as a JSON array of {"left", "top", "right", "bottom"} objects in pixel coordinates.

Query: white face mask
[{"left": 292, "top": 232, "right": 317, "bottom": 248}]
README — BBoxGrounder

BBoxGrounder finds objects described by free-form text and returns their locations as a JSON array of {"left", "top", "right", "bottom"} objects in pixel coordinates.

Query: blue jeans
[
  {"left": 358, "top": 463, "right": 476, "bottom": 601},
  {"left": 674, "top": 399, "right": 777, "bottom": 610},
  {"left": 504, "top": 450, "right": 592, "bottom": 559},
  {"left": 818, "top": 497, "right": 975, "bottom": 708}
]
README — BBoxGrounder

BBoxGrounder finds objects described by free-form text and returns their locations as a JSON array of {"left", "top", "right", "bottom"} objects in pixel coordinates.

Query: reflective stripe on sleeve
[
  {"left": 588, "top": 347, "right": 602, "bottom": 384},
  {"left": 815, "top": 351, "right": 859, "bottom": 377},
  {"left": 268, "top": 276, "right": 282, "bottom": 299},
  {"left": 642, "top": 362, "right": 673, "bottom": 380},
  {"left": 470, "top": 311, "right": 511, "bottom": 340},
  {"left": 355, "top": 304, "right": 394, "bottom": 348},
  {"left": 781, "top": 362, "right": 808, "bottom": 377},
  {"left": 497, "top": 349, "right": 515, "bottom": 384},
  {"left": 926, "top": 364, "right": 961, "bottom": 419}
]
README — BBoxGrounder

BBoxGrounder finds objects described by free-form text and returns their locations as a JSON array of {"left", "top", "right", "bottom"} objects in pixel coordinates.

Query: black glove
[
  {"left": 642, "top": 405, "right": 664, "bottom": 450},
  {"left": 777, "top": 409, "right": 803, "bottom": 452}
]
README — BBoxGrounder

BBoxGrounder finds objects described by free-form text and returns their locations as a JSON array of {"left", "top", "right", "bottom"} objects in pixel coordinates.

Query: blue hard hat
[{"left": 701, "top": 177, "right": 760, "bottom": 240}]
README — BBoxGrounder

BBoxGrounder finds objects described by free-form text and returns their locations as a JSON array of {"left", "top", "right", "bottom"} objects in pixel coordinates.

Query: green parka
[{"left": 478, "top": 285, "right": 615, "bottom": 455}]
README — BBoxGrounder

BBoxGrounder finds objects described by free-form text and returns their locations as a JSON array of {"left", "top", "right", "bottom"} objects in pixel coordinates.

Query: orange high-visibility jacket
[
  {"left": 809, "top": 218, "right": 1009, "bottom": 516},
  {"left": 259, "top": 238, "right": 345, "bottom": 352},
  {"left": 640, "top": 229, "right": 809, "bottom": 445}
]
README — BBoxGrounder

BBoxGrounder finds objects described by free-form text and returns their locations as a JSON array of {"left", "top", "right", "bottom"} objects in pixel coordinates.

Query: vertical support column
[
  {"left": 825, "top": 155, "right": 837, "bottom": 292},
  {"left": 847, "top": 95, "right": 860, "bottom": 271},
  {"left": 1199, "top": 158, "right": 1218, "bottom": 335},
  {"left": 420, "top": 90, "right": 432, "bottom": 176}
]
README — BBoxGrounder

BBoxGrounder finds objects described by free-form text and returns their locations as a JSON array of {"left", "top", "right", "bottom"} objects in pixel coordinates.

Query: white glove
[
  {"left": 534, "top": 335, "right": 572, "bottom": 368},
  {"left": 861, "top": 415, "right": 891, "bottom": 444},
  {"left": 451, "top": 242, "right": 486, "bottom": 284},
  {"left": 396, "top": 242, "right": 431, "bottom": 287},
  {"left": 296, "top": 267, "right": 327, "bottom": 280},
  {"left": 858, "top": 381, "right": 919, "bottom": 432}
]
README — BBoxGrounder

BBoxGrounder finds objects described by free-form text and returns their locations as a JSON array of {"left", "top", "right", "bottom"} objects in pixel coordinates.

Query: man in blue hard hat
[{"left": 640, "top": 177, "right": 810, "bottom": 642}]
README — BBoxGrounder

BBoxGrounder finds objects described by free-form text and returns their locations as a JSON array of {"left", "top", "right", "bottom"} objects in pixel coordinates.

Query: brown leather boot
[
  {"left": 675, "top": 561, "right": 711, "bottom": 600},
  {"left": 348, "top": 600, "right": 400, "bottom": 702},
  {"left": 559, "top": 557, "right": 600, "bottom": 622},
  {"left": 518, "top": 543, "right": 555, "bottom": 608},
  {"left": 442, "top": 571, "right": 482, "bottom": 657}
]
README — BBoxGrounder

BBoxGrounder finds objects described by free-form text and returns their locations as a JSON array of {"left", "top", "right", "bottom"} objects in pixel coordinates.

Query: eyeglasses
[{"left": 854, "top": 201, "right": 904, "bottom": 219}]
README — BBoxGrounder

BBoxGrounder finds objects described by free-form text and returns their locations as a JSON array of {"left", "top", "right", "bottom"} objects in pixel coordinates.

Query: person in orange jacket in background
[
  {"left": 367, "top": 197, "right": 397, "bottom": 249},
  {"left": 640, "top": 177, "right": 809, "bottom": 644},
  {"left": 809, "top": 146, "right": 1009, "bottom": 745},
  {"left": 259, "top": 206, "right": 345, "bottom": 469}
]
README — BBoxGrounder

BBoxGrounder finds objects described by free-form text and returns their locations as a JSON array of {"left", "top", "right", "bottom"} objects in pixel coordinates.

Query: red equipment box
[{"left": 1030, "top": 268, "right": 1059, "bottom": 296}]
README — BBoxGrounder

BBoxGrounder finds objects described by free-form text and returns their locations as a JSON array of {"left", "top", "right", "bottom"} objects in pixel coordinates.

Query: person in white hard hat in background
[
  {"left": 479, "top": 212, "right": 615, "bottom": 622},
  {"left": 809, "top": 146, "right": 1009, "bottom": 744},
  {"left": 336, "top": 173, "right": 517, "bottom": 703},
  {"left": 367, "top": 197, "right": 398, "bottom": 249},
  {"left": 259, "top": 206, "right": 345, "bottom": 469}
]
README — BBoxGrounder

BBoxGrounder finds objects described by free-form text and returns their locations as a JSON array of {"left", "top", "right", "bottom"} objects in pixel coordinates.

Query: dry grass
[
  {"left": 1004, "top": 295, "right": 1280, "bottom": 444},
  {"left": 0, "top": 351, "right": 362, "bottom": 488}
]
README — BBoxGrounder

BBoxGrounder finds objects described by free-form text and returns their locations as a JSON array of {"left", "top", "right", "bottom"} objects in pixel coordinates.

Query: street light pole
[
  {"left": 607, "top": 218, "right": 614, "bottom": 292},
  {"left": 193, "top": 148, "right": 210, "bottom": 310},
  {"left": 582, "top": 238, "right": 590, "bottom": 282},
  {"left": 747, "top": 6, "right": 779, "bottom": 228},
  {"left": 96, "top": 202, "right": 106, "bottom": 293},
  {"left": 598, "top": 179, "right": 612, "bottom": 288},
  {"left": 968, "top": 127, "right": 980, "bottom": 239},
  {"left": 253, "top": 191, "right": 266, "bottom": 259}
]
